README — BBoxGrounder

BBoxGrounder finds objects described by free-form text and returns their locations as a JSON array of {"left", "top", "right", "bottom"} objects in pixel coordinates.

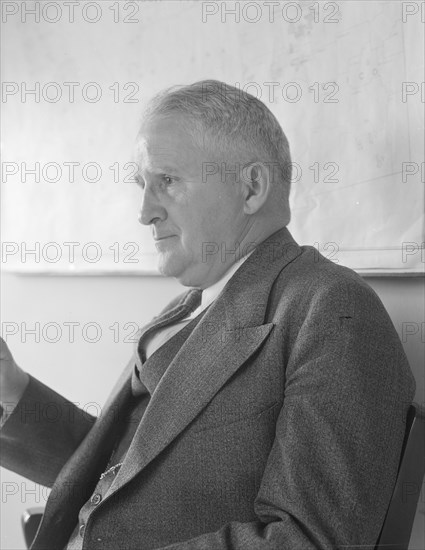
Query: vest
[{"left": 66, "top": 309, "right": 207, "bottom": 550}]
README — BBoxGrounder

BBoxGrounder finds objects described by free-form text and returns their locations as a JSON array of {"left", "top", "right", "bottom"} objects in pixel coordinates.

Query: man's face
[{"left": 134, "top": 115, "right": 247, "bottom": 288}]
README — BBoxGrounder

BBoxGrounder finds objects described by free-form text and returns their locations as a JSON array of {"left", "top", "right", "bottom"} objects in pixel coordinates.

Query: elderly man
[{"left": 0, "top": 79, "right": 415, "bottom": 549}]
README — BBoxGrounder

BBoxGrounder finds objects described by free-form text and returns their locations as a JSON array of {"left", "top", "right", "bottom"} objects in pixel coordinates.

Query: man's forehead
[
  {"left": 134, "top": 138, "right": 191, "bottom": 172},
  {"left": 134, "top": 117, "right": 210, "bottom": 173}
]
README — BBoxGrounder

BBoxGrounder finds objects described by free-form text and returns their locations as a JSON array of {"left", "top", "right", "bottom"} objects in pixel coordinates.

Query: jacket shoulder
[{"left": 272, "top": 245, "right": 388, "bottom": 318}]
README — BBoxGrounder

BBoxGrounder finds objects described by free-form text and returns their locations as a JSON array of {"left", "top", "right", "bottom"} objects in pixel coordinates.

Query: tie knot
[{"left": 184, "top": 288, "right": 203, "bottom": 315}]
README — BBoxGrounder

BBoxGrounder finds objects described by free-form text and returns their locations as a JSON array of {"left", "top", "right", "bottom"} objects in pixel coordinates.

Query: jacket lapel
[
  {"left": 106, "top": 226, "right": 301, "bottom": 498},
  {"left": 107, "top": 323, "right": 275, "bottom": 497}
]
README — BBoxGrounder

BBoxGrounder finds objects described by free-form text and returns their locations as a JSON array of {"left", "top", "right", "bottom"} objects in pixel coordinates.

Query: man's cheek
[{"left": 171, "top": 186, "right": 190, "bottom": 203}]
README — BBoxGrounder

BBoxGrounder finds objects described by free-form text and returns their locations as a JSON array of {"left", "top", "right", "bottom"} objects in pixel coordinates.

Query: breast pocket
[{"left": 190, "top": 400, "right": 282, "bottom": 434}]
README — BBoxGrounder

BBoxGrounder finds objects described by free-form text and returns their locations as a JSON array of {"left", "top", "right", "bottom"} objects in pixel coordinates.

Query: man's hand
[{"left": 0, "top": 336, "right": 29, "bottom": 405}]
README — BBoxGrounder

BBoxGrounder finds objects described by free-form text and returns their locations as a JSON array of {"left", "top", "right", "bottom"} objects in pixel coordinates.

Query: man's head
[{"left": 134, "top": 79, "right": 292, "bottom": 288}]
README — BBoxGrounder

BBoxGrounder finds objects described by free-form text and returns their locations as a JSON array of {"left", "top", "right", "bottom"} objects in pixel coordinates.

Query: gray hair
[{"left": 141, "top": 79, "right": 292, "bottom": 202}]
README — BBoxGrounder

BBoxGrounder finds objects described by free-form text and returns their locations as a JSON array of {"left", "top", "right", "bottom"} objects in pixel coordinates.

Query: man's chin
[
  {"left": 156, "top": 255, "right": 200, "bottom": 287},
  {"left": 156, "top": 254, "right": 185, "bottom": 279}
]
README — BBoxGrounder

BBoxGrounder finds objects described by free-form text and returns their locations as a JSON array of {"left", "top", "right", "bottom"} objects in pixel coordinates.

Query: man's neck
[{"left": 199, "top": 223, "right": 287, "bottom": 289}]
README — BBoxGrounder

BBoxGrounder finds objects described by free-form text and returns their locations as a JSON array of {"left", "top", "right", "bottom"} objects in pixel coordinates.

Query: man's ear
[{"left": 241, "top": 162, "right": 272, "bottom": 214}]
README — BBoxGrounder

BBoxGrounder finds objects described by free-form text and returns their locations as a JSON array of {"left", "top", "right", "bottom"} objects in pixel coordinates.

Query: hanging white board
[{"left": 1, "top": 1, "right": 423, "bottom": 275}]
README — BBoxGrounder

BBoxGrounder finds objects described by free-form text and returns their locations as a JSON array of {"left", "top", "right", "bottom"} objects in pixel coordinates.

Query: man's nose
[{"left": 138, "top": 187, "right": 166, "bottom": 226}]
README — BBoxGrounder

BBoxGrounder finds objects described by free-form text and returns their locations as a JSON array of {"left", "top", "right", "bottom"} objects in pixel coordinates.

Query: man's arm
[
  {"left": 0, "top": 337, "right": 96, "bottom": 487},
  {"left": 158, "top": 279, "right": 416, "bottom": 549}
]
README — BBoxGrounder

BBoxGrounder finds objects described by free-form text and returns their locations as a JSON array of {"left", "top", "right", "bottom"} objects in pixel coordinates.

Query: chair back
[{"left": 376, "top": 403, "right": 425, "bottom": 549}]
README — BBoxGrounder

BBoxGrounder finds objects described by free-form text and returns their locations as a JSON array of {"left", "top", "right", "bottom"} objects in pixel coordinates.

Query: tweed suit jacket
[{"left": 0, "top": 227, "right": 416, "bottom": 550}]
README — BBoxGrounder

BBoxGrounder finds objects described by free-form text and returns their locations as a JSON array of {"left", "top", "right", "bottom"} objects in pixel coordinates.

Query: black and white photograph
[{"left": 0, "top": 1, "right": 424, "bottom": 548}]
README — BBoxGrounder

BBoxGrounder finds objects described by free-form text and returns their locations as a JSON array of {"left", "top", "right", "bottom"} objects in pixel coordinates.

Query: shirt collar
[{"left": 188, "top": 250, "right": 254, "bottom": 319}]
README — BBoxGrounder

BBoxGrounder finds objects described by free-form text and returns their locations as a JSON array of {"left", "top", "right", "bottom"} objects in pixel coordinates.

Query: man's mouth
[{"left": 154, "top": 235, "right": 176, "bottom": 242}]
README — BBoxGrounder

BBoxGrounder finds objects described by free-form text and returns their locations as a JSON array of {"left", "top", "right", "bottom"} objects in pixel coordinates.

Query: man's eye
[{"left": 163, "top": 175, "right": 174, "bottom": 184}]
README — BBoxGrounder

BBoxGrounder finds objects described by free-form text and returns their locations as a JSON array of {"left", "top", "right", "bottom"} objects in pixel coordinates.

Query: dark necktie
[{"left": 131, "top": 288, "right": 203, "bottom": 396}]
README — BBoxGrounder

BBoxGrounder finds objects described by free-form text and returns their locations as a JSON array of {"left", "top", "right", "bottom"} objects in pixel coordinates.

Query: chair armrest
[{"left": 22, "top": 507, "right": 44, "bottom": 549}]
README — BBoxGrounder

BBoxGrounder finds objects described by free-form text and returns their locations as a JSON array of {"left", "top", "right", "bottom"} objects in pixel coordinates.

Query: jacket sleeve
[
  {"left": 158, "top": 279, "right": 416, "bottom": 549},
  {"left": 0, "top": 375, "right": 96, "bottom": 487}
]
